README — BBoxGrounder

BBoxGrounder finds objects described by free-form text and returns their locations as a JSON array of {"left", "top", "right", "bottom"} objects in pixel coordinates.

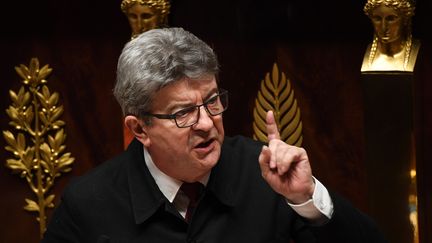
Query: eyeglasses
[{"left": 143, "top": 89, "right": 228, "bottom": 128}]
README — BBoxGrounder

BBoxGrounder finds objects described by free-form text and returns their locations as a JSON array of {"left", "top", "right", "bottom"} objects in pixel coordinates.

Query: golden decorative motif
[
  {"left": 368, "top": 34, "right": 412, "bottom": 71},
  {"left": 121, "top": 0, "right": 170, "bottom": 39},
  {"left": 361, "top": 0, "right": 420, "bottom": 72},
  {"left": 253, "top": 63, "right": 303, "bottom": 146},
  {"left": 2, "top": 58, "right": 74, "bottom": 239},
  {"left": 363, "top": 0, "right": 415, "bottom": 18},
  {"left": 121, "top": 0, "right": 170, "bottom": 15}
]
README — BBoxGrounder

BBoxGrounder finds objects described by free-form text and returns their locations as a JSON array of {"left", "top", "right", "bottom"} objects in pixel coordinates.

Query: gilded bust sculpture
[
  {"left": 121, "top": 0, "right": 170, "bottom": 39},
  {"left": 361, "top": 0, "right": 420, "bottom": 72}
]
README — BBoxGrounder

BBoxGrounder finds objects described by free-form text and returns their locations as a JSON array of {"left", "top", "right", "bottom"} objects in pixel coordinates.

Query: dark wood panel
[
  {"left": 414, "top": 43, "right": 432, "bottom": 243},
  {"left": 0, "top": 0, "right": 431, "bottom": 242}
]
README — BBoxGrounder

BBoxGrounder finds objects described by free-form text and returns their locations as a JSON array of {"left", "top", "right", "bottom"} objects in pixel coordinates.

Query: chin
[{"left": 197, "top": 150, "right": 221, "bottom": 169}]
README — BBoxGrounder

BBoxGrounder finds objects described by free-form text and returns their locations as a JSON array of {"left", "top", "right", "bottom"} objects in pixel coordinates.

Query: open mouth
[{"left": 195, "top": 139, "right": 214, "bottom": 148}]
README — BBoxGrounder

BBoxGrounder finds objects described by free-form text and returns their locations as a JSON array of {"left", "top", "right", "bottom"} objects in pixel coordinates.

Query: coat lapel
[
  {"left": 125, "top": 139, "right": 166, "bottom": 224},
  {"left": 207, "top": 137, "right": 244, "bottom": 207}
]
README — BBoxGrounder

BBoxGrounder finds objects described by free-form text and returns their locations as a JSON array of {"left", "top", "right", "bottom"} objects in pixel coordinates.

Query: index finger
[{"left": 266, "top": 110, "right": 280, "bottom": 141}]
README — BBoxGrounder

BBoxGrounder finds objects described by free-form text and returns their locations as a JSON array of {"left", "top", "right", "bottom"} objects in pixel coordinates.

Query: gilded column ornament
[
  {"left": 2, "top": 58, "right": 74, "bottom": 239},
  {"left": 361, "top": 0, "right": 420, "bottom": 72},
  {"left": 361, "top": 2, "right": 420, "bottom": 242},
  {"left": 121, "top": 0, "right": 171, "bottom": 39},
  {"left": 253, "top": 63, "right": 303, "bottom": 146}
]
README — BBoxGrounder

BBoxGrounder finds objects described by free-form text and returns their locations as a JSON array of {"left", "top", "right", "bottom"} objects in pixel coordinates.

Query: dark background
[{"left": 0, "top": 0, "right": 431, "bottom": 242}]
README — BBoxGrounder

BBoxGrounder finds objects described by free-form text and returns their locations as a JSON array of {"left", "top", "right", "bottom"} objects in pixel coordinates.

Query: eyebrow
[
  {"left": 164, "top": 88, "right": 219, "bottom": 113},
  {"left": 203, "top": 88, "right": 219, "bottom": 101}
]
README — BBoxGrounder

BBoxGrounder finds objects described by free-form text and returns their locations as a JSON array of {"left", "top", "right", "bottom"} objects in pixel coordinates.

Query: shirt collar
[{"left": 143, "top": 146, "right": 209, "bottom": 203}]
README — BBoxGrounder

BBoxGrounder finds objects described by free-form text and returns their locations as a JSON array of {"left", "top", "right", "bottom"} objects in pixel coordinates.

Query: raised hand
[{"left": 258, "top": 110, "right": 315, "bottom": 204}]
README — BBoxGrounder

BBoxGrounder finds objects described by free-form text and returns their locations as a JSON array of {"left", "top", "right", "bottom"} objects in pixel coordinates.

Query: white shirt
[{"left": 143, "top": 146, "right": 333, "bottom": 221}]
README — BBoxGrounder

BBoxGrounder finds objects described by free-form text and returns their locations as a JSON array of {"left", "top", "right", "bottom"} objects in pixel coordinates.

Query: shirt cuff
[{"left": 286, "top": 177, "right": 334, "bottom": 221}]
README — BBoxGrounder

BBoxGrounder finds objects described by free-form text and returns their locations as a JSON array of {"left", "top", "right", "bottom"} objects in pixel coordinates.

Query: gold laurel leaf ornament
[
  {"left": 2, "top": 58, "right": 74, "bottom": 239},
  {"left": 253, "top": 63, "right": 303, "bottom": 146}
]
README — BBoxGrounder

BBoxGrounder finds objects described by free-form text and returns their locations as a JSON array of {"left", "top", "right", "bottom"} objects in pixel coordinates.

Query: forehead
[
  {"left": 372, "top": 4, "right": 399, "bottom": 16},
  {"left": 128, "top": 4, "right": 155, "bottom": 14},
  {"left": 151, "top": 76, "right": 218, "bottom": 109}
]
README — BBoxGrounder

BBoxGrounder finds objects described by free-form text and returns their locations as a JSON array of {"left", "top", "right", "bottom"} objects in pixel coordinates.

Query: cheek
[
  {"left": 128, "top": 18, "right": 138, "bottom": 25},
  {"left": 151, "top": 126, "right": 190, "bottom": 146},
  {"left": 172, "top": 131, "right": 193, "bottom": 148},
  {"left": 390, "top": 24, "right": 402, "bottom": 35},
  {"left": 160, "top": 134, "right": 191, "bottom": 160},
  {"left": 213, "top": 117, "right": 225, "bottom": 136}
]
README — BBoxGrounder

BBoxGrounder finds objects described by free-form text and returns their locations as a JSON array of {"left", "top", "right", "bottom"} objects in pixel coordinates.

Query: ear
[{"left": 124, "top": 115, "right": 151, "bottom": 147}]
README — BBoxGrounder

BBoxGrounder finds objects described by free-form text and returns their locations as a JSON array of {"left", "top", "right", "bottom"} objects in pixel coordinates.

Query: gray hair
[{"left": 114, "top": 27, "right": 220, "bottom": 116}]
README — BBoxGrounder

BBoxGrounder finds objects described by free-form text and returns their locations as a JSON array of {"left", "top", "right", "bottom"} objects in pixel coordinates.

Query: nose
[
  {"left": 136, "top": 17, "right": 143, "bottom": 31},
  {"left": 381, "top": 20, "right": 388, "bottom": 32},
  {"left": 193, "top": 106, "right": 214, "bottom": 131}
]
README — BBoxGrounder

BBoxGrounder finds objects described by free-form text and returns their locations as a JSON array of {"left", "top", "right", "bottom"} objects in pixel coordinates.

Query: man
[{"left": 42, "top": 27, "right": 387, "bottom": 242}]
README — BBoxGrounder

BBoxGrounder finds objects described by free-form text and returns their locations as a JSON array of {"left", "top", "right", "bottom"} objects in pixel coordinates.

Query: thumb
[
  {"left": 266, "top": 110, "right": 280, "bottom": 141},
  {"left": 259, "top": 145, "right": 276, "bottom": 172}
]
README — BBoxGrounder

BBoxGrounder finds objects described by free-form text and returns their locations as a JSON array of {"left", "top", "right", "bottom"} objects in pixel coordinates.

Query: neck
[
  {"left": 367, "top": 34, "right": 413, "bottom": 71},
  {"left": 378, "top": 38, "right": 405, "bottom": 57}
]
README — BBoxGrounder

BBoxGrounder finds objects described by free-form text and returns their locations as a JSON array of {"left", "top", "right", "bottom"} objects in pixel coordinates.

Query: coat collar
[
  {"left": 125, "top": 137, "right": 243, "bottom": 225},
  {"left": 206, "top": 139, "right": 243, "bottom": 207},
  {"left": 126, "top": 139, "right": 166, "bottom": 224}
]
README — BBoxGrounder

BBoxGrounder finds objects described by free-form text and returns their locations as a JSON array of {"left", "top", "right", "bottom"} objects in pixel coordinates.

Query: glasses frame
[{"left": 142, "top": 89, "right": 228, "bottom": 128}]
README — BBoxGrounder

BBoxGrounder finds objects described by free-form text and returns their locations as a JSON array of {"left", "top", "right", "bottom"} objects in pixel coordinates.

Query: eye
[
  {"left": 128, "top": 13, "right": 138, "bottom": 20},
  {"left": 174, "top": 106, "right": 195, "bottom": 118},
  {"left": 140, "top": 13, "right": 154, "bottom": 19},
  {"left": 371, "top": 15, "right": 382, "bottom": 22},
  {"left": 385, "top": 15, "right": 399, "bottom": 22},
  {"left": 206, "top": 94, "right": 219, "bottom": 105}
]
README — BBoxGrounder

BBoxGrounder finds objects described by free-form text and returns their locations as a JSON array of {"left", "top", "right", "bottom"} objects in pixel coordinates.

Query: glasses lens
[
  {"left": 206, "top": 91, "right": 228, "bottom": 116},
  {"left": 174, "top": 107, "right": 199, "bottom": 128},
  {"left": 174, "top": 90, "right": 229, "bottom": 128}
]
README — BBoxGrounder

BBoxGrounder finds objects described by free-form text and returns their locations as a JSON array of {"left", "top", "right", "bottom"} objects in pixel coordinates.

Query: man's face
[
  {"left": 370, "top": 4, "right": 403, "bottom": 44},
  {"left": 141, "top": 76, "right": 225, "bottom": 182}
]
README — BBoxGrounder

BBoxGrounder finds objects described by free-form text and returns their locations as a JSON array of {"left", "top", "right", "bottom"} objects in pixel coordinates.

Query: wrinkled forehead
[
  {"left": 149, "top": 76, "right": 218, "bottom": 110},
  {"left": 163, "top": 76, "right": 218, "bottom": 96}
]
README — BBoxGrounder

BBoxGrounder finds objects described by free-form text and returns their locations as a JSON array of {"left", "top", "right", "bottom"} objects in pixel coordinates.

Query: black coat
[{"left": 42, "top": 136, "right": 387, "bottom": 243}]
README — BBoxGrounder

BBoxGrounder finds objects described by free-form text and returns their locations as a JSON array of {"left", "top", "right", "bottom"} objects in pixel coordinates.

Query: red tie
[{"left": 180, "top": 182, "right": 203, "bottom": 222}]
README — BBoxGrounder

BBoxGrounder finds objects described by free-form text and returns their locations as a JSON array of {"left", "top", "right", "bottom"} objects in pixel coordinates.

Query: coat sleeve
[{"left": 292, "top": 191, "right": 388, "bottom": 243}]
